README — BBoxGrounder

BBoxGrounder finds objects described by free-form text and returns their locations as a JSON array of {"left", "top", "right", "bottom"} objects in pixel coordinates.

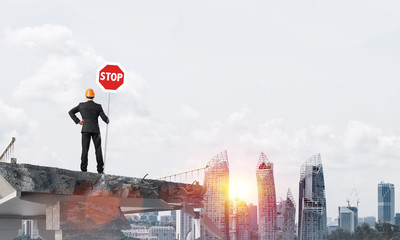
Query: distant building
[
  {"left": 171, "top": 210, "right": 177, "bottom": 222},
  {"left": 327, "top": 225, "right": 338, "bottom": 235},
  {"left": 277, "top": 201, "right": 284, "bottom": 235},
  {"left": 275, "top": 189, "right": 296, "bottom": 240},
  {"left": 248, "top": 203, "right": 258, "bottom": 232},
  {"left": 122, "top": 226, "right": 157, "bottom": 239},
  {"left": 378, "top": 182, "right": 395, "bottom": 224},
  {"left": 178, "top": 210, "right": 194, "bottom": 240},
  {"left": 18, "top": 220, "right": 39, "bottom": 239},
  {"left": 282, "top": 189, "right": 296, "bottom": 240},
  {"left": 229, "top": 198, "right": 250, "bottom": 240},
  {"left": 338, "top": 206, "right": 358, "bottom": 232},
  {"left": 160, "top": 215, "right": 175, "bottom": 224},
  {"left": 395, "top": 213, "right": 400, "bottom": 226},
  {"left": 201, "top": 151, "right": 230, "bottom": 240},
  {"left": 359, "top": 216, "right": 376, "bottom": 227},
  {"left": 257, "top": 152, "right": 277, "bottom": 240},
  {"left": 298, "top": 153, "right": 328, "bottom": 240},
  {"left": 140, "top": 211, "right": 159, "bottom": 224},
  {"left": 149, "top": 226, "right": 175, "bottom": 240}
]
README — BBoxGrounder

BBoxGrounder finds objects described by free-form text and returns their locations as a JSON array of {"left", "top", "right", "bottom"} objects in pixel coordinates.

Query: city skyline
[{"left": 2, "top": 0, "right": 400, "bottom": 222}]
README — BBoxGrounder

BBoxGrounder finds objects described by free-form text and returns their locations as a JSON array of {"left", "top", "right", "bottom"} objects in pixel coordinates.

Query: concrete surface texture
[{"left": 0, "top": 162, "right": 205, "bottom": 240}]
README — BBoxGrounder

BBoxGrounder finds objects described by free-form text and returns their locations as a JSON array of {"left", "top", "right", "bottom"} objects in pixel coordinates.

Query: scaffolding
[
  {"left": 256, "top": 152, "right": 277, "bottom": 240},
  {"left": 200, "top": 150, "right": 230, "bottom": 240},
  {"left": 298, "top": 153, "right": 328, "bottom": 240}
]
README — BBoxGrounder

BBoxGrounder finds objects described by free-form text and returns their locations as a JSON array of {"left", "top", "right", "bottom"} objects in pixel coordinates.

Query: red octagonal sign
[{"left": 96, "top": 63, "right": 126, "bottom": 92}]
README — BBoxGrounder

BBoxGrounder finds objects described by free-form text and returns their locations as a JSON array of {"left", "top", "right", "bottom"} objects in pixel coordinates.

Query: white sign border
[{"left": 96, "top": 62, "right": 127, "bottom": 93}]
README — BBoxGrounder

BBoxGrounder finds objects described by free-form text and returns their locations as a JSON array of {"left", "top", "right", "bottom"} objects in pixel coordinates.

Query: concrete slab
[
  {"left": 0, "top": 162, "right": 206, "bottom": 240},
  {"left": 0, "top": 162, "right": 205, "bottom": 217}
]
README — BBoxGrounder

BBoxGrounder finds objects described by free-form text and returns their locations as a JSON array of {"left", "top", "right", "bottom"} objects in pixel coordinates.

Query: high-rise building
[
  {"left": 248, "top": 204, "right": 258, "bottom": 232},
  {"left": 378, "top": 182, "right": 395, "bottom": 224},
  {"left": 201, "top": 150, "right": 230, "bottom": 240},
  {"left": 257, "top": 152, "right": 277, "bottom": 240},
  {"left": 229, "top": 198, "right": 250, "bottom": 240},
  {"left": 277, "top": 201, "right": 285, "bottom": 236},
  {"left": 178, "top": 210, "right": 194, "bottom": 240},
  {"left": 298, "top": 153, "right": 328, "bottom": 240},
  {"left": 283, "top": 189, "right": 296, "bottom": 240},
  {"left": 338, "top": 206, "right": 358, "bottom": 232},
  {"left": 276, "top": 189, "right": 296, "bottom": 240}
]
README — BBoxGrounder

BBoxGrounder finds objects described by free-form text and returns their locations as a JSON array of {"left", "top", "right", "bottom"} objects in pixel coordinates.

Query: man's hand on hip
[{"left": 79, "top": 120, "right": 84, "bottom": 125}]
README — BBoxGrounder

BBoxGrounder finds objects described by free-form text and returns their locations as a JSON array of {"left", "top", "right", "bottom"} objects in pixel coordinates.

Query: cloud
[
  {"left": 5, "top": 25, "right": 104, "bottom": 105},
  {"left": 4, "top": 24, "right": 74, "bottom": 51},
  {"left": 0, "top": 98, "right": 29, "bottom": 153},
  {"left": 181, "top": 105, "right": 199, "bottom": 120},
  {"left": 0, "top": 96, "right": 64, "bottom": 167}
]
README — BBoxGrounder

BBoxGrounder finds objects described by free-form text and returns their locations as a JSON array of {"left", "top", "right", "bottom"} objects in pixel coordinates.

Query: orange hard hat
[{"left": 85, "top": 88, "right": 95, "bottom": 97}]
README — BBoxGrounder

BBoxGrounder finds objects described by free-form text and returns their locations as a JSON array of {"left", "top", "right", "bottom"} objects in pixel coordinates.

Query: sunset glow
[{"left": 229, "top": 181, "right": 251, "bottom": 201}]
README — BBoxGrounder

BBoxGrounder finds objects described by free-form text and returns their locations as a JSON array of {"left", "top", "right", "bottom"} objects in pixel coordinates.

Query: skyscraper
[
  {"left": 276, "top": 189, "right": 296, "bottom": 240},
  {"left": 298, "top": 153, "right": 328, "bottom": 240},
  {"left": 201, "top": 150, "right": 230, "bottom": 240},
  {"left": 178, "top": 211, "right": 194, "bottom": 240},
  {"left": 229, "top": 198, "right": 250, "bottom": 240},
  {"left": 283, "top": 189, "right": 296, "bottom": 240},
  {"left": 378, "top": 182, "right": 395, "bottom": 224},
  {"left": 338, "top": 206, "right": 358, "bottom": 232},
  {"left": 248, "top": 203, "right": 258, "bottom": 234},
  {"left": 256, "top": 152, "right": 277, "bottom": 240}
]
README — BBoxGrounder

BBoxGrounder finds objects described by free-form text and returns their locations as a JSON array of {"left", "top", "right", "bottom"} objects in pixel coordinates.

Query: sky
[{"left": 1, "top": 0, "right": 400, "bottom": 220}]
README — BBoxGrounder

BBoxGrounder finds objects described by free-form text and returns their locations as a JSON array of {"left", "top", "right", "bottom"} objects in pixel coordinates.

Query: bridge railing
[
  {"left": 0, "top": 137, "right": 16, "bottom": 163},
  {"left": 156, "top": 166, "right": 208, "bottom": 184}
]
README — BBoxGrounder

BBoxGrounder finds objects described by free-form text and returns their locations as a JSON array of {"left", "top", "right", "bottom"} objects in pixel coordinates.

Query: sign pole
[
  {"left": 104, "top": 92, "right": 111, "bottom": 169},
  {"left": 96, "top": 62, "right": 125, "bottom": 173}
]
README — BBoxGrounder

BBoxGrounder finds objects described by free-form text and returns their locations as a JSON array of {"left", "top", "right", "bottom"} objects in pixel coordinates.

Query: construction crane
[{"left": 346, "top": 188, "right": 360, "bottom": 207}]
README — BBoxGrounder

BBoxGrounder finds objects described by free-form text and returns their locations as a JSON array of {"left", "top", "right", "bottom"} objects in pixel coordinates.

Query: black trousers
[{"left": 81, "top": 132, "right": 104, "bottom": 173}]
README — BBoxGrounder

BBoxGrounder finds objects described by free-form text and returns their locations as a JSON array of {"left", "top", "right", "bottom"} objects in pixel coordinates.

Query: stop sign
[{"left": 96, "top": 63, "right": 126, "bottom": 92}]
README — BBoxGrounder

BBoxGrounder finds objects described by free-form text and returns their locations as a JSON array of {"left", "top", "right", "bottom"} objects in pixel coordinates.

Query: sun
[{"left": 229, "top": 182, "right": 250, "bottom": 201}]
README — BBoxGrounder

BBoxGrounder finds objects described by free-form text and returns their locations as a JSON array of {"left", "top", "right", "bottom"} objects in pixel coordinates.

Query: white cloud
[
  {"left": 4, "top": 24, "right": 74, "bottom": 51},
  {"left": 0, "top": 96, "right": 64, "bottom": 167},
  {"left": 5, "top": 25, "right": 104, "bottom": 105},
  {"left": 181, "top": 105, "right": 199, "bottom": 120}
]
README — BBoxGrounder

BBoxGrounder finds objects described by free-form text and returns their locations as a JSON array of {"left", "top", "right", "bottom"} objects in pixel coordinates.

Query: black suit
[{"left": 69, "top": 100, "right": 109, "bottom": 173}]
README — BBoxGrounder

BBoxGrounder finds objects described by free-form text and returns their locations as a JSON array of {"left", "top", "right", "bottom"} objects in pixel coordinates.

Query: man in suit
[{"left": 69, "top": 88, "right": 109, "bottom": 173}]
